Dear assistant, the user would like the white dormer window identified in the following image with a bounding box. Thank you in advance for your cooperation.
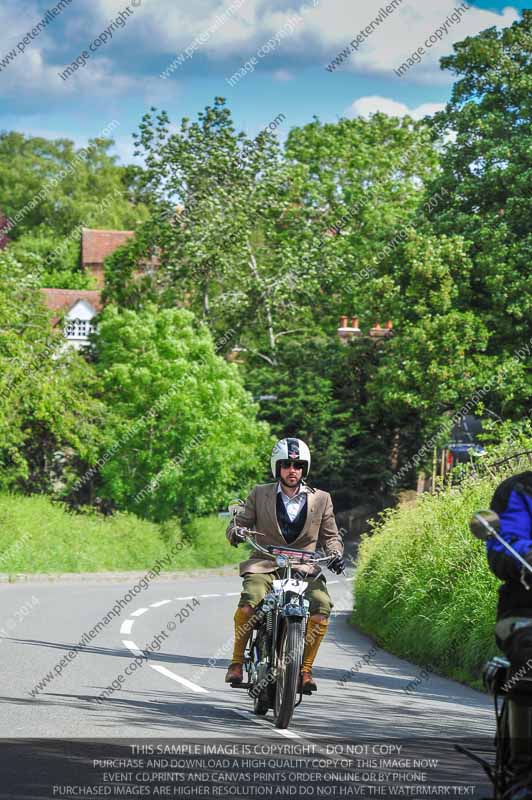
[63,299,98,349]
[64,318,94,340]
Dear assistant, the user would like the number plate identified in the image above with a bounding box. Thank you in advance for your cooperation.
[273,579,308,595]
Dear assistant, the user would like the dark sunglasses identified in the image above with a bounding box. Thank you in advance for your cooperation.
[279,460,305,470]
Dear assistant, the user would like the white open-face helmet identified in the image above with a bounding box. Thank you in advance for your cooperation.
[271,437,311,479]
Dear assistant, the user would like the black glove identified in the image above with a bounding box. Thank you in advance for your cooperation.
[327,554,345,574]
[229,527,246,548]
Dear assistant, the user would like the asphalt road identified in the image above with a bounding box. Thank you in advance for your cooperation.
[0,568,493,742]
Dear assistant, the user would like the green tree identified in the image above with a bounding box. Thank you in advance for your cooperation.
[118,102,448,495]
[243,335,399,509]
[284,113,440,331]
[8,231,93,290]
[427,11,532,411]
[0,251,105,494]
[93,303,272,522]
[106,98,328,364]
[0,132,149,242]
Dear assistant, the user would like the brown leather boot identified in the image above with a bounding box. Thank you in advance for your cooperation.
[300,670,317,693]
[225,662,244,684]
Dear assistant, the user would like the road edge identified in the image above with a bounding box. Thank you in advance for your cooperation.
[0,564,241,584]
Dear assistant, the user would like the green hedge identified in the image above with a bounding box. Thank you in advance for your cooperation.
[352,474,509,688]
[0,493,243,574]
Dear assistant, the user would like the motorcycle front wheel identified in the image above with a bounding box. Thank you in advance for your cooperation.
[252,627,270,716]
[274,618,304,729]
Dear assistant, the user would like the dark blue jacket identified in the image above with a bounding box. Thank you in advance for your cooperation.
[487,477,532,619]
[487,487,532,560]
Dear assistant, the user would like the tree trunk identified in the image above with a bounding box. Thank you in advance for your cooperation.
[390,427,400,472]
[203,284,210,318]
[247,247,276,365]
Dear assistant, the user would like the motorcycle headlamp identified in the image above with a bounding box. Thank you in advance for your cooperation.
[276,554,288,568]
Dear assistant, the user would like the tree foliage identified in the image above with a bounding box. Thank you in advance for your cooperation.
[105,99,334,364]
[93,303,272,521]
[0,132,149,241]
[0,251,105,494]
[426,10,532,415]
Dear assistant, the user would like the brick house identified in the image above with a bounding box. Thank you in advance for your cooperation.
[41,228,136,348]
[81,228,135,288]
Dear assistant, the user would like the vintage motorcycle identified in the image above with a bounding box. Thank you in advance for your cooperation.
[228,500,337,729]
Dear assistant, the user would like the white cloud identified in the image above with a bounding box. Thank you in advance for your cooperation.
[91,0,520,85]
[273,68,294,81]
[339,2,521,84]
[346,96,445,120]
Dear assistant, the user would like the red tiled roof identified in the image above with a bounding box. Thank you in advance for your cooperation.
[40,289,102,318]
[81,228,135,266]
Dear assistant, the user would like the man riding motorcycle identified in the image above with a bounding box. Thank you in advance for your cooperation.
[224,437,345,693]
[484,471,532,799]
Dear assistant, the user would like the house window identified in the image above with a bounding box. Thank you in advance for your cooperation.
[64,318,94,340]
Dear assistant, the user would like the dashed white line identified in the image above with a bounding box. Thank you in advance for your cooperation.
[150,664,209,693]
[225,592,240,596]
[122,640,145,658]
[120,619,134,635]
[200,594,221,598]
[131,607,148,617]
[174,596,195,601]
[219,708,301,738]
[150,600,172,608]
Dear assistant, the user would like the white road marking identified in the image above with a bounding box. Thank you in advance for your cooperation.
[150,664,209,693]
[120,619,134,635]
[219,707,301,739]
[122,640,144,657]
[116,590,332,720]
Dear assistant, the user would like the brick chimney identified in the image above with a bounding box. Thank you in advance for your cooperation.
[369,322,387,338]
[338,315,361,343]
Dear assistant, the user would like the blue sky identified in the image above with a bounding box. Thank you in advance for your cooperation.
[0,0,525,163]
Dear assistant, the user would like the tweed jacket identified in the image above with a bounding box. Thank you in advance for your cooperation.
[226,482,343,577]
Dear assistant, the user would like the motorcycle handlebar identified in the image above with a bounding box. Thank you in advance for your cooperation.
[232,526,338,566]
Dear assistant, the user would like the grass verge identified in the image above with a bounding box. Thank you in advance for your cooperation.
[352,473,510,689]
[0,493,244,574]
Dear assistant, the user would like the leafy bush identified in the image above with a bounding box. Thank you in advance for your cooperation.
[352,468,524,687]
[94,303,272,522]
[0,493,243,574]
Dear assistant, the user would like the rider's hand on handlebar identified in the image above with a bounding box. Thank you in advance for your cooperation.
[229,526,246,548]
[327,554,345,574]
